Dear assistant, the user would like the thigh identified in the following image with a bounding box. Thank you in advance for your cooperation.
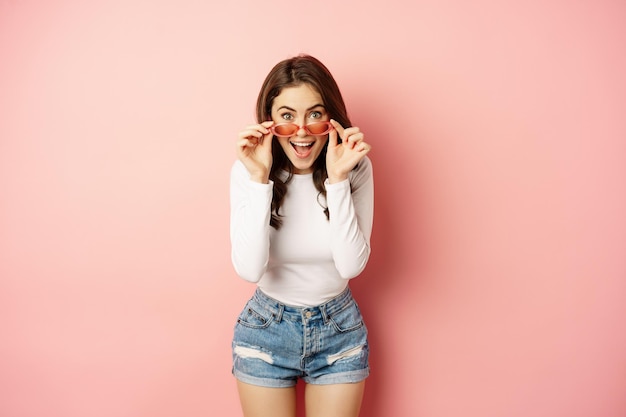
[305,381,366,417]
[237,380,296,417]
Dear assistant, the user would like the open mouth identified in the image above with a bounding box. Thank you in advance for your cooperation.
[290,141,314,157]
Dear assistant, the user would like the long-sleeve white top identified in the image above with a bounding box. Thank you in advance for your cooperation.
[229,156,374,306]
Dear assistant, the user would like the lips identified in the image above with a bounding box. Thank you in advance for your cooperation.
[290,141,314,158]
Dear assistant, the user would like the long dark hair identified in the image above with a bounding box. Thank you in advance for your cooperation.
[256,54,352,229]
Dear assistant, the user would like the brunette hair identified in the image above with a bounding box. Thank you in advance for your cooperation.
[256,54,351,229]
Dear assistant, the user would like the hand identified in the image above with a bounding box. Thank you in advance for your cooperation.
[326,119,371,183]
[236,121,274,183]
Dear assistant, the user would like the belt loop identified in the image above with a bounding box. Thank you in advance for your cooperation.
[274,304,284,323]
[320,303,329,324]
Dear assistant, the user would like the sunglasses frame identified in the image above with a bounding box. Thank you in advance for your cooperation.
[269,121,334,137]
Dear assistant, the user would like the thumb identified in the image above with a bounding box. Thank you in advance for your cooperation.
[329,119,342,147]
[261,129,273,152]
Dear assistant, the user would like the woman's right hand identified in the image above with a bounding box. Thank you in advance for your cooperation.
[236,121,274,184]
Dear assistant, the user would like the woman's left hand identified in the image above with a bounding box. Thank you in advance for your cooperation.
[326,119,371,183]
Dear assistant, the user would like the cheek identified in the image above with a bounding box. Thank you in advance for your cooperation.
[277,138,292,151]
[316,136,329,144]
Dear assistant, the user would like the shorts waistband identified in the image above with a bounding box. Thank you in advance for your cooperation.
[252,287,354,323]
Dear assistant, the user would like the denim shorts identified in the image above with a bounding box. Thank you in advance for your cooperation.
[232,287,369,388]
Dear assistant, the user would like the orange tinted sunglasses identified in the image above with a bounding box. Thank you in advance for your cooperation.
[269,121,333,137]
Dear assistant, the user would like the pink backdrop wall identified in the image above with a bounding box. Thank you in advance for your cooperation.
[1,1,625,416]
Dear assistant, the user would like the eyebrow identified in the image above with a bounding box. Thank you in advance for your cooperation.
[276,104,326,112]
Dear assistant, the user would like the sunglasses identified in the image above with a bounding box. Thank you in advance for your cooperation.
[269,121,334,137]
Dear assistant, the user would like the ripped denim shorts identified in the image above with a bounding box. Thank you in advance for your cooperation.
[232,287,369,388]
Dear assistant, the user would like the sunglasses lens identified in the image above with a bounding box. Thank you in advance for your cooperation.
[272,124,298,137]
[307,122,331,135]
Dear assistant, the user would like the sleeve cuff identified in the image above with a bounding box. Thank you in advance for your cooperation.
[324,178,350,192]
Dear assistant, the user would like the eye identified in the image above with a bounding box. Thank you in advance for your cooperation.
[280,112,294,121]
[309,111,323,119]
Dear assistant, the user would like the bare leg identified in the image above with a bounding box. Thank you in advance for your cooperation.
[305,381,365,417]
[236,380,297,417]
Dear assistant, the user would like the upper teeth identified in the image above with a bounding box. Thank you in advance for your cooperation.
[291,142,313,146]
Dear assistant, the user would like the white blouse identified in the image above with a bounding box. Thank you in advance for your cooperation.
[230,156,373,306]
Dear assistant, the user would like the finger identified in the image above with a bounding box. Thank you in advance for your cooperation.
[330,119,345,143]
[328,121,339,148]
[260,120,274,135]
[357,142,371,153]
[343,128,362,140]
[237,137,258,148]
[260,130,273,151]
[239,128,264,140]
[244,121,273,128]
[241,121,274,137]
[260,122,275,146]
[344,131,364,149]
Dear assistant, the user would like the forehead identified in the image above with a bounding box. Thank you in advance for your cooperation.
[272,84,323,109]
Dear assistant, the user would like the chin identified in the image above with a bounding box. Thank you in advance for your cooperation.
[290,161,315,174]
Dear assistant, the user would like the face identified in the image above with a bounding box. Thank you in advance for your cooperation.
[271,84,329,174]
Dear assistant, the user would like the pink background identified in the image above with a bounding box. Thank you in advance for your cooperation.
[1,1,625,416]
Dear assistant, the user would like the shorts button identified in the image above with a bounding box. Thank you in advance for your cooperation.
[305,311,312,319]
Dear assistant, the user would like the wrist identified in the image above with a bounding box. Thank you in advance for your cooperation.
[250,173,269,184]
[327,173,348,184]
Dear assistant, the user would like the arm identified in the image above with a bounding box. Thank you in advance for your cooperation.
[229,161,273,282]
[326,156,374,279]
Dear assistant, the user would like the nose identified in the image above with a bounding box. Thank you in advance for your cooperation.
[296,125,307,137]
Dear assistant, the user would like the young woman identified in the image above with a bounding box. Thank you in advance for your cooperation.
[230,54,373,417]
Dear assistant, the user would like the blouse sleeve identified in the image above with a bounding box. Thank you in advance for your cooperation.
[325,156,374,279]
[229,160,273,283]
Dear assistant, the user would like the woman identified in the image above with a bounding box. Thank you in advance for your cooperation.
[230,54,373,417]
